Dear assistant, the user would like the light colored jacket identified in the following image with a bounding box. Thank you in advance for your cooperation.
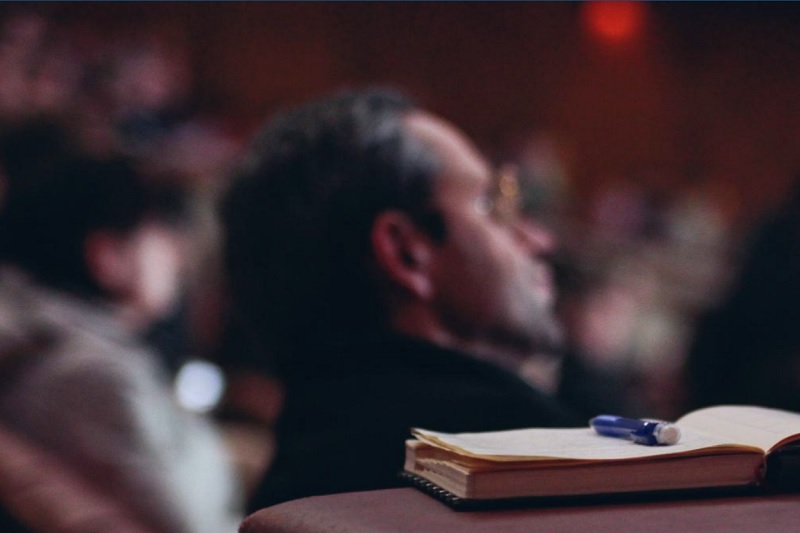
[0,268,243,533]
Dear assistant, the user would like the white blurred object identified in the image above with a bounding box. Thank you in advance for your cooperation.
[174,359,226,413]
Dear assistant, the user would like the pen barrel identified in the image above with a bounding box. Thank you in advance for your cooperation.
[589,415,644,437]
[590,415,680,445]
[631,421,662,445]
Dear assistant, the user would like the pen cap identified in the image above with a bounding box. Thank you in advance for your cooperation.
[653,423,681,445]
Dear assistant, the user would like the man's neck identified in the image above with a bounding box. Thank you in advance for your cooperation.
[391,312,565,393]
[390,310,539,372]
[112,302,153,335]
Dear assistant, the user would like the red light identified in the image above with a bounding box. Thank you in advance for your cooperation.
[583,1,645,43]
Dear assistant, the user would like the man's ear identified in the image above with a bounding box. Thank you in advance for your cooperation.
[371,210,435,300]
[84,230,130,296]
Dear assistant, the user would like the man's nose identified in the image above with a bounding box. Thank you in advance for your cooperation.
[512,218,556,256]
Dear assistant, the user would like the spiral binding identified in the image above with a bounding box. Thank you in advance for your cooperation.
[398,471,467,509]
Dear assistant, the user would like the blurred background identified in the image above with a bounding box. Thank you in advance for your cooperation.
[4,0,800,492]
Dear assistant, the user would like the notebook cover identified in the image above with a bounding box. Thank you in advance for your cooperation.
[398,471,760,511]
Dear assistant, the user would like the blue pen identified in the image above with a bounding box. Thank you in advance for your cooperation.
[589,415,681,446]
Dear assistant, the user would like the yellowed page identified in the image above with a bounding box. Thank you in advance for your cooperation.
[678,405,800,453]
[411,426,758,463]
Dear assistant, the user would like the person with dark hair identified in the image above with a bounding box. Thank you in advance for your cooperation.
[685,178,800,413]
[222,88,582,509]
[0,128,243,532]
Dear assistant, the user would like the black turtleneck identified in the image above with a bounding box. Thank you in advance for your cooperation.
[248,334,582,510]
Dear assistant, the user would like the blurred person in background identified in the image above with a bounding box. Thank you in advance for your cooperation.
[222,88,583,509]
[685,177,800,413]
[0,120,243,532]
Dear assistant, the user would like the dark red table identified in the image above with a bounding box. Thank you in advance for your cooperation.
[240,487,800,532]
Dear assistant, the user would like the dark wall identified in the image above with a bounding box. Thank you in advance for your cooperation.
[16,1,800,223]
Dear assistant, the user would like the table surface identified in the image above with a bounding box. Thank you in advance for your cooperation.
[240,487,800,533]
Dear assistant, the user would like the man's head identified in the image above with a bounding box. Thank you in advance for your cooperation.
[223,88,561,371]
[0,125,186,327]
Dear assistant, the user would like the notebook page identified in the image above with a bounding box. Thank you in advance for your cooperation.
[678,405,800,453]
[411,426,758,462]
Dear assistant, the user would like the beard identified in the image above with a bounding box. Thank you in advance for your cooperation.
[496,303,565,358]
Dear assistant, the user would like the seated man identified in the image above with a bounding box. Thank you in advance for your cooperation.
[222,88,583,510]
[0,127,243,533]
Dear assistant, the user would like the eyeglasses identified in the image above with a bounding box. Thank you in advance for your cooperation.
[474,164,522,225]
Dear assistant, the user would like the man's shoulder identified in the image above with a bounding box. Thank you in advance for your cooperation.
[0,270,148,376]
[283,341,578,430]
[0,289,166,415]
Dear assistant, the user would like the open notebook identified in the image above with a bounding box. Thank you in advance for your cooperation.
[402,405,800,509]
